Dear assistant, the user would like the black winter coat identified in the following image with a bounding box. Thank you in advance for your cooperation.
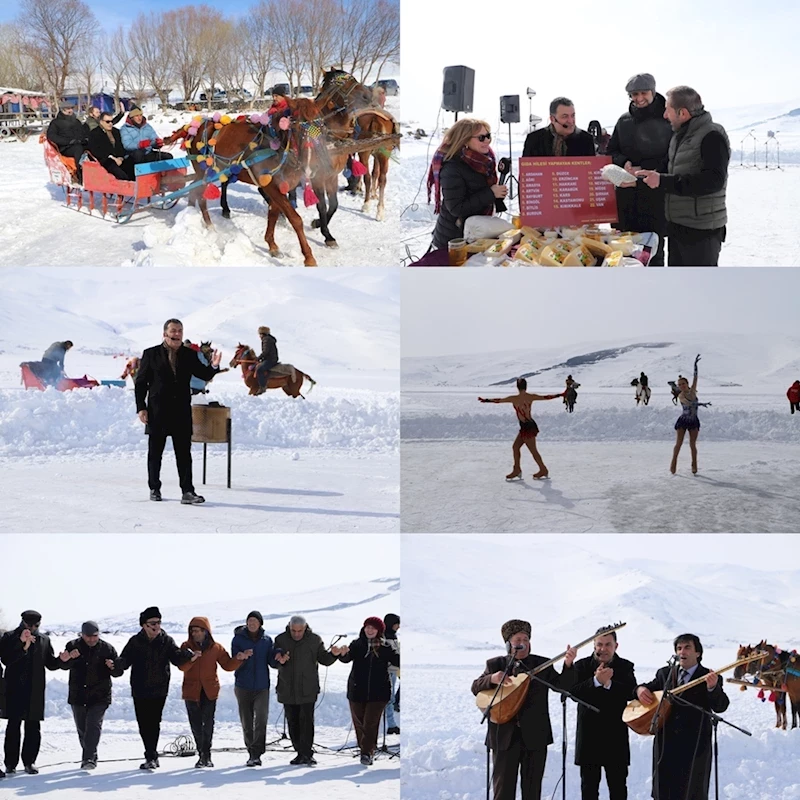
[47,111,89,150]
[87,126,129,169]
[642,663,729,800]
[273,625,338,705]
[607,94,673,235]
[522,126,596,158]
[258,333,279,368]
[118,629,193,699]
[0,660,5,716]
[472,654,575,751]
[431,156,496,250]
[60,637,124,707]
[570,654,637,766]
[339,630,399,703]
[134,343,219,438]
[0,625,62,720]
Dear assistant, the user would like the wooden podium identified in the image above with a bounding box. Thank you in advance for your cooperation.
[191,405,231,488]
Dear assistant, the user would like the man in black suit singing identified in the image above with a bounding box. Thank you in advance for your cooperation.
[570,627,637,800]
[135,318,222,504]
[636,633,729,800]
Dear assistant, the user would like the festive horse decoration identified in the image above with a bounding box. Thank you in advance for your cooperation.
[735,642,800,729]
[631,378,652,406]
[228,343,315,398]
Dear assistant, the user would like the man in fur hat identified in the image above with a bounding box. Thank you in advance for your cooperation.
[471,620,578,800]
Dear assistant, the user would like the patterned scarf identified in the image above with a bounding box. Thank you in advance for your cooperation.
[427,145,498,215]
[549,124,568,157]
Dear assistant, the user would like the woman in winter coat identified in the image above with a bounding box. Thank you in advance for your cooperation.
[338,616,400,766]
[427,118,508,251]
[179,616,246,767]
[120,107,171,166]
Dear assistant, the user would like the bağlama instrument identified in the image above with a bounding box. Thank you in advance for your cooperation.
[475,621,626,725]
[622,651,767,736]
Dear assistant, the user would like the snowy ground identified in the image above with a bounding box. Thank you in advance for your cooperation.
[401,388,800,533]
[396,119,800,266]
[0,591,400,798]
[0,269,399,532]
[401,535,800,800]
[0,97,402,267]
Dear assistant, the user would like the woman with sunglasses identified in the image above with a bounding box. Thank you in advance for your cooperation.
[427,118,508,251]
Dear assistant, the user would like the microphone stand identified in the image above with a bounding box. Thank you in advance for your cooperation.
[649,656,679,800]
[523,669,599,800]
[480,647,520,800]
[666,689,750,800]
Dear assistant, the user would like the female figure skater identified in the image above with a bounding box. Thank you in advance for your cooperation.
[479,378,565,480]
[670,354,711,474]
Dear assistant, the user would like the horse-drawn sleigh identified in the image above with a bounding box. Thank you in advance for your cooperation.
[42,71,400,264]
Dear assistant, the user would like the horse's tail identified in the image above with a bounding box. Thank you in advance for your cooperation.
[304,373,316,393]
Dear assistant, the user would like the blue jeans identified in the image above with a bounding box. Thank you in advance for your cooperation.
[385,672,398,728]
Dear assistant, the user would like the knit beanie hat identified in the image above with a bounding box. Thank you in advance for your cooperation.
[129,107,143,116]
[501,619,531,642]
[140,606,161,626]
[363,616,385,636]
[247,610,264,626]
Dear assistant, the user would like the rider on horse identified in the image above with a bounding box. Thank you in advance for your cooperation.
[255,326,279,395]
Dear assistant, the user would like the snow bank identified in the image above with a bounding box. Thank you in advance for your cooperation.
[0,386,398,457]
[402,404,800,444]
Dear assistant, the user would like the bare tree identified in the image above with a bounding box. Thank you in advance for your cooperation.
[302,0,340,92]
[0,23,45,90]
[356,0,399,83]
[267,0,307,94]
[129,12,176,107]
[218,22,250,101]
[16,0,97,106]
[71,40,100,110]
[163,5,226,103]
[102,27,135,111]
[244,1,275,99]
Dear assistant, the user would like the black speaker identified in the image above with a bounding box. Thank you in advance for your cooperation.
[442,65,474,113]
[500,95,520,124]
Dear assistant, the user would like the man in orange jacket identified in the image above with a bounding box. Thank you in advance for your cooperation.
[179,617,250,767]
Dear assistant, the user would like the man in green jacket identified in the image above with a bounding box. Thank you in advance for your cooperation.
[273,615,344,766]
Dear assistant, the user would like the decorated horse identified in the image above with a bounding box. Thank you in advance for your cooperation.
[163,71,385,263]
[229,343,315,398]
[315,70,401,223]
[631,378,652,406]
[734,642,800,729]
[667,380,681,405]
[186,340,228,395]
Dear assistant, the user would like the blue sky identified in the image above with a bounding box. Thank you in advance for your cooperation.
[401,269,800,358]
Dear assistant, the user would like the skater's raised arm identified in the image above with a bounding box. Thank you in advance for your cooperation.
[478,396,516,404]
[691,354,700,392]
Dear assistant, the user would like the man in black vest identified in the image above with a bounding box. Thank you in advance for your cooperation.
[607,73,673,266]
[570,628,637,800]
[0,610,63,775]
[522,98,596,158]
[636,86,730,267]
[636,633,729,800]
[471,619,577,800]
[60,621,124,769]
[135,318,222,504]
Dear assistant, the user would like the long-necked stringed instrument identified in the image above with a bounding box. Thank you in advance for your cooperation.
[623,651,767,736]
[475,621,626,725]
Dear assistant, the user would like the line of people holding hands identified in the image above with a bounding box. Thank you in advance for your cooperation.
[0,607,399,776]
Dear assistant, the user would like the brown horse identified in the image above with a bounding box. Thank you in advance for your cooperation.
[736,642,800,729]
[353,108,400,222]
[229,344,315,398]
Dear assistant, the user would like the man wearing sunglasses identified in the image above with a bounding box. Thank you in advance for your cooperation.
[522,97,596,158]
[59,622,125,769]
[87,112,134,181]
[0,611,62,775]
[116,607,195,770]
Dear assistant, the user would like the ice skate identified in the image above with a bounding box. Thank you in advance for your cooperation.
[505,468,522,481]
[532,469,549,480]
